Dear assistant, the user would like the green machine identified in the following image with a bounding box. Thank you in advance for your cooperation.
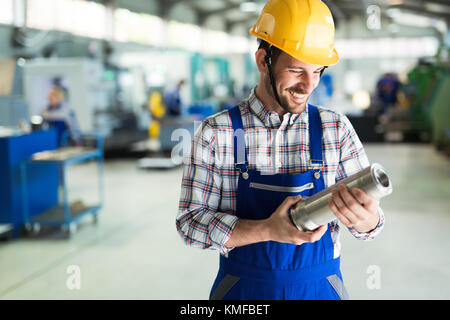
[403,60,450,147]
[404,29,450,149]
[428,68,450,150]
[190,53,230,103]
[406,61,439,136]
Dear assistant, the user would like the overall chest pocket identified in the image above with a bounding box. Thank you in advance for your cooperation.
[249,182,314,193]
[243,181,314,220]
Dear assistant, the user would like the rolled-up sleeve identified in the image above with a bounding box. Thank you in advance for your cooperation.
[336,114,385,241]
[176,119,239,253]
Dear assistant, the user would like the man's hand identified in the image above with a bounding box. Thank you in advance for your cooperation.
[224,195,327,249]
[265,195,328,246]
[328,183,380,233]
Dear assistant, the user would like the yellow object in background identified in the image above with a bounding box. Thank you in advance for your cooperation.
[149,120,160,138]
[149,91,166,119]
[147,91,166,139]
[397,91,410,109]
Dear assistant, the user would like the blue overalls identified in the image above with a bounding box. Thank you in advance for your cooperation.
[209,104,349,300]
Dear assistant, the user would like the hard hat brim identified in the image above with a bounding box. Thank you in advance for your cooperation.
[250,27,339,66]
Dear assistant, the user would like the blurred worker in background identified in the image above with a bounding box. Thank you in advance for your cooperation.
[163,79,185,116]
[177,0,385,300]
[376,72,400,114]
[41,86,81,146]
[375,72,400,115]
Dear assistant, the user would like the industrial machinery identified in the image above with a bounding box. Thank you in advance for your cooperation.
[0,59,28,127]
[137,89,197,169]
[23,58,147,153]
[382,58,450,146]
[427,67,450,152]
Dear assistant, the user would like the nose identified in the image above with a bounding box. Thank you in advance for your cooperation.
[301,72,316,94]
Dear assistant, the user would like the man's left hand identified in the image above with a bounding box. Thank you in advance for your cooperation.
[328,183,380,233]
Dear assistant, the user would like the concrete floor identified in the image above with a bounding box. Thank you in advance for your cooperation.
[0,143,449,300]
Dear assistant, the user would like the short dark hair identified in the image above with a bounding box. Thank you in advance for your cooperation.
[258,39,328,76]
[258,39,283,66]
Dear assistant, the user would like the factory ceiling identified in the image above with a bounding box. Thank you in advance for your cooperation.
[97,0,450,33]
[164,0,449,26]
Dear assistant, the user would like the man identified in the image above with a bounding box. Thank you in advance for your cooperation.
[41,86,81,146]
[177,0,384,300]
[164,79,185,116]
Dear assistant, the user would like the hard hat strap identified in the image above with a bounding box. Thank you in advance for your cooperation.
[264,48,283,107]
[262,43,329,109]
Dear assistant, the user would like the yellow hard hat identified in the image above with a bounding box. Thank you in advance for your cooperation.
[250,0,339,66]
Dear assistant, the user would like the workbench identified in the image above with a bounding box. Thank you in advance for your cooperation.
[20,134,104,238]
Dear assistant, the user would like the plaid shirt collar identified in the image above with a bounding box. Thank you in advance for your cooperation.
[247,87,307,128]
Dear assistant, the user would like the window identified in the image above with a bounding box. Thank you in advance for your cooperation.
[0,0,14,25]
[55,0,106,39]
[335,37,438,59]
[168,20,201,51]
[115,9,165,46]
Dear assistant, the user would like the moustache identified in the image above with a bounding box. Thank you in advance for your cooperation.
[288,87,308,95]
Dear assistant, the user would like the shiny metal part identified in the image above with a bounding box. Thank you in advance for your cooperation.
[289,163,393,231]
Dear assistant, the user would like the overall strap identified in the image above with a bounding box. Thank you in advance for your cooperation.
[307,104,324,167]
[228,105,248,172]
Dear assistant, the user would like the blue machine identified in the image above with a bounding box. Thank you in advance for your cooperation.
[0,129,59,238]
[0,129,104,239]
[46,120,70,147]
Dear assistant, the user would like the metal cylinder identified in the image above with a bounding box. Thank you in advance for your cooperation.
[289,163,393,231]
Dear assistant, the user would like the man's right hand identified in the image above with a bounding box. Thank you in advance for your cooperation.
[224,195,328,249]
[264,195,328,246]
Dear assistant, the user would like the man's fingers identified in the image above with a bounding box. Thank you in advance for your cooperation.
[329,196,353,227]
[329,184,380,231]
[328,191,355,227]
[338,184,362,211]
[331,187,346,209]
[312,224,328,236]
[279,195,302,212]
[304,224,328,242]
[336,184,367,221]
[352,188,378,209]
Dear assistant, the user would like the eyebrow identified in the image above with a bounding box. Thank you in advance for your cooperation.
[287,66,325,72]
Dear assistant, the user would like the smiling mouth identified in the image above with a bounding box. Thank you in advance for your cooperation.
[288,89,307,101]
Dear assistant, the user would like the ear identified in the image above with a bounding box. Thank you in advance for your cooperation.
[255,48,268,74]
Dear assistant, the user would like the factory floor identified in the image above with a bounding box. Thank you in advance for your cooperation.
[0,143,449,300]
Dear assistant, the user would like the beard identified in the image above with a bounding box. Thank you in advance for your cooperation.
[264,76,308,114]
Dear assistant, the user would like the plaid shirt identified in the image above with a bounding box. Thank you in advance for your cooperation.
[177,89,385,256]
